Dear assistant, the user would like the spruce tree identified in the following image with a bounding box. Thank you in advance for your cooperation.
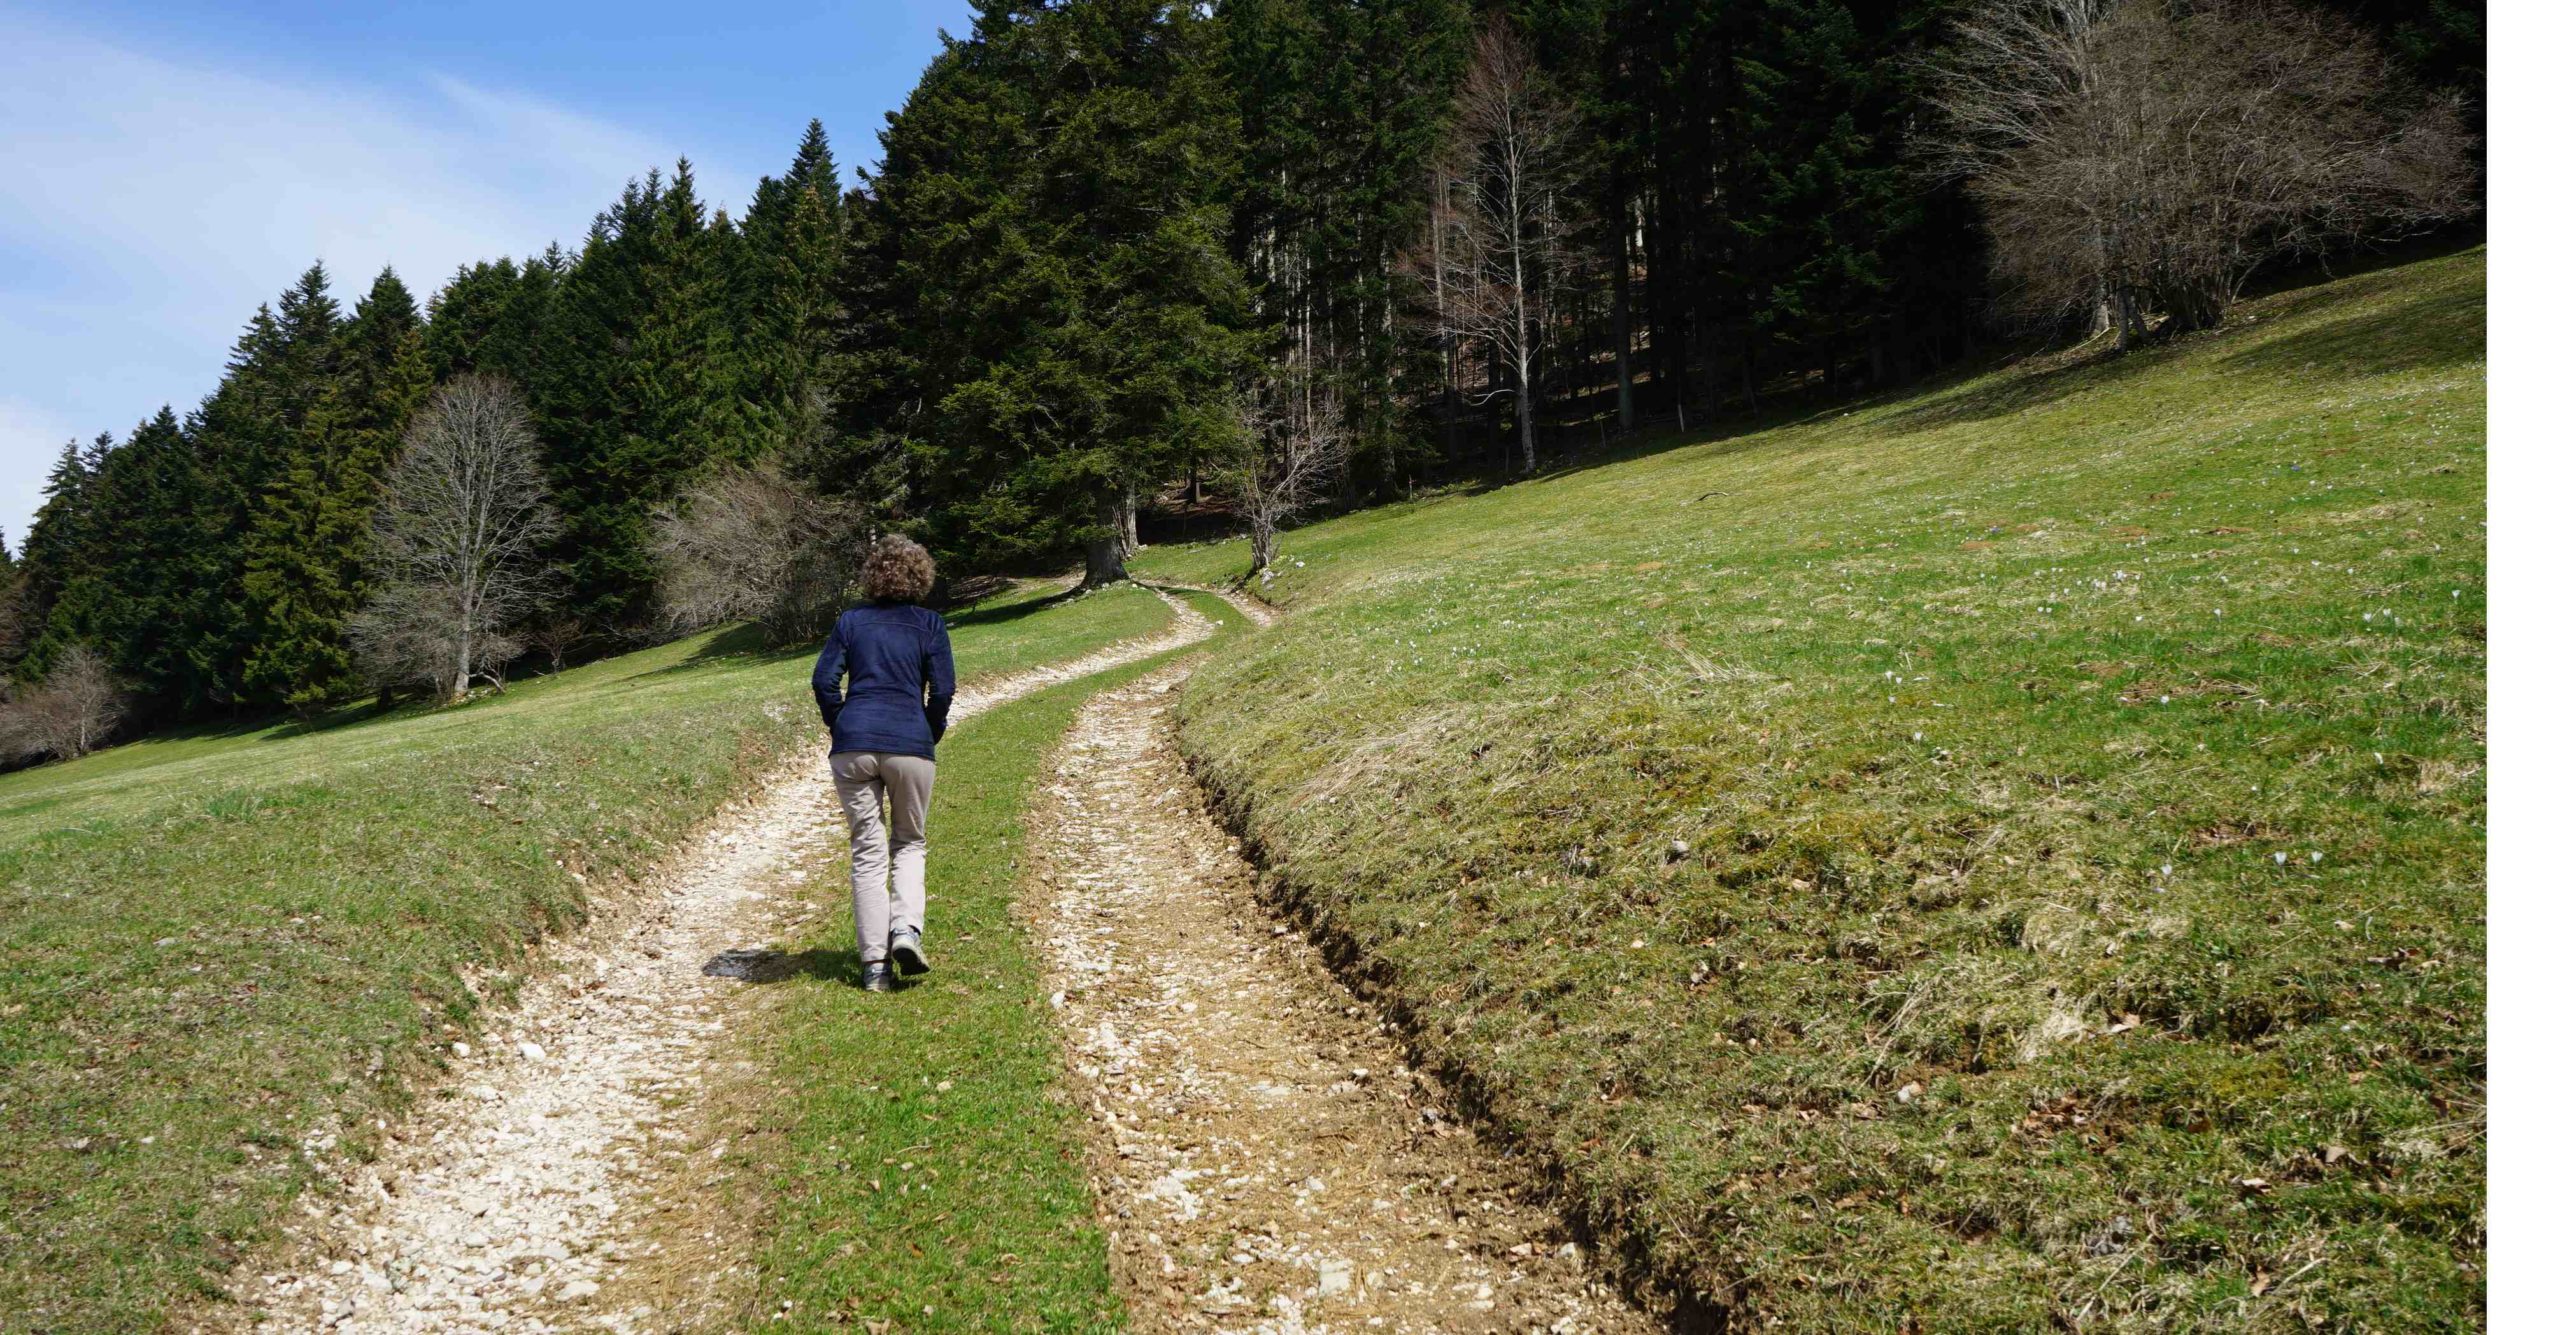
[1221,0,1470,485]
[10,438,99,678]
[187,264,345,707]
[734,121,848,466]
[46,409,204,713]
[538,179,658,624]
[427,249,562,391]
[159,302,293,710]
[859,0,1256,582]
[240,268,428,711]
[539,163,741,627]
[0,525,14,664]
[1725,0,1904,392]
[423,257,522,381]
[783,118,847,223]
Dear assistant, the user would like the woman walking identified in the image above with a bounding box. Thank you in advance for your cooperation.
[811,535,954,993]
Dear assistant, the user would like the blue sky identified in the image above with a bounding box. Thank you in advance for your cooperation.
[0,0,978,548]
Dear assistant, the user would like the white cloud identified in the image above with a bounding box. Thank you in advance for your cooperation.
[0,14,748,549]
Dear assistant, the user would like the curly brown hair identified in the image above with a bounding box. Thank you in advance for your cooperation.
[861,534,936,605]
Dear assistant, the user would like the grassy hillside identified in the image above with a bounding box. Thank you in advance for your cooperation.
[0,581,1172,1333]
[1143,251,2485,1329]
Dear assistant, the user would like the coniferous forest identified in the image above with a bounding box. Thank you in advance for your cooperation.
[0,0,2483,749]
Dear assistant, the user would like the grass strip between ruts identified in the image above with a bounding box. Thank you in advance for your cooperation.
[728,591,1241,1333]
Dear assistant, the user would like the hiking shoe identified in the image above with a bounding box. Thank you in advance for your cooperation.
[860,962,894,993]
[889,927,931,978]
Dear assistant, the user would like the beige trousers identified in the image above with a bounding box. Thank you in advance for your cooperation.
[829,751,935,964]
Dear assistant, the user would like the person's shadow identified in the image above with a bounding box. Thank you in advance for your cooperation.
[700,947,863,985]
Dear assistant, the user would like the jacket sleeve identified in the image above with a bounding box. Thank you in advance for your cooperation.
[812,615,849,727]
[923,615,955,742]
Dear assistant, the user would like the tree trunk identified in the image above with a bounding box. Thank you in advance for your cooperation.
[1248,518,1276,575]
[1613,206,1636,431]
[1699,337,1717,426]
[1082,534,1128,588]
[2110,285,2144,352]
[1517,343,1538,476]
[1083,491,1133,588]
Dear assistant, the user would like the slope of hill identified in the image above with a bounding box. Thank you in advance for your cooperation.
[0,582,1173,1333]
[1142,251,2486,1328]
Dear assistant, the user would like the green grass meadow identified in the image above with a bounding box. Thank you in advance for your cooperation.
[723,590,1246,1332]
[1142,252,2486,1329]
[0,580,1172,1333]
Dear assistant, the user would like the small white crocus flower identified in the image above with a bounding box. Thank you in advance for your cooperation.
[2274,851,2288,865]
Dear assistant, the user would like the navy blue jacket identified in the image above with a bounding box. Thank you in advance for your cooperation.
[812,603,955,760]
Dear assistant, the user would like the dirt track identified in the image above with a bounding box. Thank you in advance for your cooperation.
[1024,658,1656,1334]
[219,583,1653,1333]
[220,594,1212,1335]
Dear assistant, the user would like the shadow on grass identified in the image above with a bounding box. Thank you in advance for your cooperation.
[1517,394,1857,490]
[116,694,433,754]
[1857,343,2164,436]
[702,946,866,985]
[1463,359,2002,499]
[2219,283,2483,379]
[622,623,813,687]
[946,587,1077,630]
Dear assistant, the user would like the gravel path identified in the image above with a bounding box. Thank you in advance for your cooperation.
[1024,664,1659,1335]
[224,592,1213,1335]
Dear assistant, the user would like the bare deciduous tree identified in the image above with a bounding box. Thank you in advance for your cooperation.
[653,460,866,644]
[1407,17,1588,474]
[353,375,561,703]
[1,645,125,761]
[1229,367,1354,577]
[524,615,589,675]
[1918,0,2475,348]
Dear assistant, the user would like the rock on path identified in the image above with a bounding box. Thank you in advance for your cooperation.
[221,591,1213,1335]
[1025,666,1659,1335]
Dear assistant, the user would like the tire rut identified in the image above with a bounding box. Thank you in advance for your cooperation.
[1024,666,1659,1334]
